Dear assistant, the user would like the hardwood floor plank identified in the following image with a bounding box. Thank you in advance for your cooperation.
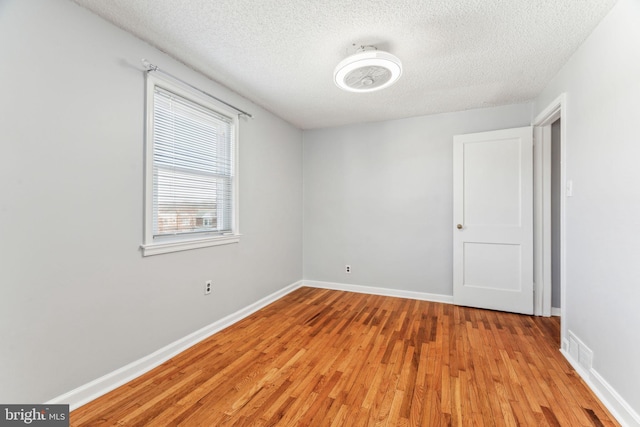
[70,288,620,426]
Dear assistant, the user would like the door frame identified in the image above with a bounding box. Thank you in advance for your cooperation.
[533,94,566,336]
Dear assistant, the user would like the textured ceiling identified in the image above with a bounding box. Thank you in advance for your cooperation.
[73,0,617,129]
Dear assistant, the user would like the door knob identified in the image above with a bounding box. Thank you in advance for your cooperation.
[456,224,463,229]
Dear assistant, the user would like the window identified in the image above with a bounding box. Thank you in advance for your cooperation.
[142,74,239,256]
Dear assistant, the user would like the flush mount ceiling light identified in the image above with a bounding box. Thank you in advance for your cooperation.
[334,45,403,93]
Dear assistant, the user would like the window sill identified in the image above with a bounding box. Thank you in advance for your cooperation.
[141,234,240,257]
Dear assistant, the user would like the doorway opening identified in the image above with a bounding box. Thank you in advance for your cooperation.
[550,119,562,317]
[533,94,566,350]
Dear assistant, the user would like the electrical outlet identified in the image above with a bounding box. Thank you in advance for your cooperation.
[205,280,212,295]
[345,265,351,274]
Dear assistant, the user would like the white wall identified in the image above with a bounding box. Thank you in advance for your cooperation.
[303,104,532,295]
[0,0,302,403]
[535,0,640,421]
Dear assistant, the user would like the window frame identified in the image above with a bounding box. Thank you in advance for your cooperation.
[141,73,240,257]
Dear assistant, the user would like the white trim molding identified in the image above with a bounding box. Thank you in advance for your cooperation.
[47,279,452,410]
[47,281,303,410]
[561,331,640,427]
[47,279,636,426]
[141,234,240,256]
[303,280,454,304]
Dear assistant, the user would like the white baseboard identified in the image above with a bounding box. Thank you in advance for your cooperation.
[551,307,561,316]
[561,333,640,427]
[47,280,303,411]
[303,280,454,305]
[54,280,638,426]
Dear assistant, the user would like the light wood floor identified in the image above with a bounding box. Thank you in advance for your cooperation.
[71,287,618,426]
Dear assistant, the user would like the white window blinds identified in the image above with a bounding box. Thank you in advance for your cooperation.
[151,86,234,238]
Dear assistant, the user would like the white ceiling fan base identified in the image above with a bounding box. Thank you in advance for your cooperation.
[334,50,403,93]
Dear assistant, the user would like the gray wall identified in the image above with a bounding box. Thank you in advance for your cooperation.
[3,0,638,420]
[535,0,640,415]
[303,104,532,295]
[551,119,561,309]
[0,0,302,403]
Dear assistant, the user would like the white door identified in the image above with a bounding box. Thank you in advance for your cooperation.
[453,126,533,315]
